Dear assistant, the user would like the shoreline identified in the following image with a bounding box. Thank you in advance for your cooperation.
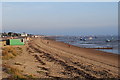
[43,37,119,55]
[44,36,118,54]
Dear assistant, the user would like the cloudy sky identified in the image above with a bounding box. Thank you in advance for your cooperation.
[2,2,118,36]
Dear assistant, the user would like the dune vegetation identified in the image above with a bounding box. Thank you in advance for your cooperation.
[2,46,22,60]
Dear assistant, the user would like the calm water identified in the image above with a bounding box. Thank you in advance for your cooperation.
[52,35,119,54]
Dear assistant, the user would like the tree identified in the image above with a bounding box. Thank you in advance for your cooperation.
[2,32,7,36]
[8,32,13,36]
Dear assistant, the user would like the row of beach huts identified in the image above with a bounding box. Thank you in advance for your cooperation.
[1,37,31,46]
[0,32,43,46]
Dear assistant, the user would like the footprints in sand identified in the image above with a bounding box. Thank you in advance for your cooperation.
[72,61,114,78]
[28,43,95,79]
[27,40,119,79]
[34,54,46,65]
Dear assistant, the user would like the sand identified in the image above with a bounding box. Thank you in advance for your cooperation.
[2,37,120,79]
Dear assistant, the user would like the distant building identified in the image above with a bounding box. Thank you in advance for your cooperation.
[32,35,39,38]
[0,33,2,38]
[21,32,28,37]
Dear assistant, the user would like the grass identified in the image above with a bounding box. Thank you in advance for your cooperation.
[2,46,35,79]
[2,46,22,60]
[3,64,26,79]
[3,64,34,79]
[37,71,45,74]
[24,74,34,79]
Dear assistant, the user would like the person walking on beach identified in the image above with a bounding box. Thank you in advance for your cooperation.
[68,45,71,48]
[47,41,49,44]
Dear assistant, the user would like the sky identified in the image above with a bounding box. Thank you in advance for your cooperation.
[0,2,2,33]
[1,0,119,2]
[2,2,118,36]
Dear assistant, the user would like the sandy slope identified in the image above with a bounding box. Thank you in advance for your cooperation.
[3,38,120,79]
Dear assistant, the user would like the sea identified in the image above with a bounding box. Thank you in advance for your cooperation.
[51,35,119,54]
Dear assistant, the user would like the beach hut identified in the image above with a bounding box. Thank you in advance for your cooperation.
[6,39,25,45]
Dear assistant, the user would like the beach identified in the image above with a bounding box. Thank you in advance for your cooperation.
[2,37,120,79]
[1,2,118,79]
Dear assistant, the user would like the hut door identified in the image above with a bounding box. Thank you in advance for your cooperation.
[21,39,23,42]
[6,39,10,45]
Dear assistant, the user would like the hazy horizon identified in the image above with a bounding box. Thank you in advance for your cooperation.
[2,2,118,36]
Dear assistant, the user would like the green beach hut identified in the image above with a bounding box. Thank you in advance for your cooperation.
[6,39,24,45]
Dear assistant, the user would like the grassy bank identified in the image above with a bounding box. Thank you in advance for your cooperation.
[2,46,22,60]
[3,64,34,79]
[2,46,35,79]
